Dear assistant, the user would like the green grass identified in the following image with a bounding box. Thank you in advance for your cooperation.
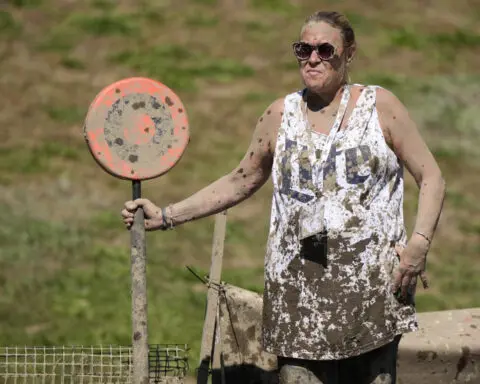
[244,20,271,33]
[390,28,424,50]
[90,0,116,11]
[431,147,465,161]
[446,190,470,210]
[68,13,140,36]
[222,267,265,293]
[39,27,82,52]
[133,4,166,24]
[415,294,450,312]
[415,245,480,311]
[242,91,280,115]
[458,220,480,236]
[44,105,85,123]
[184,13,219,27]
[430,29,480,48]
[89,210,121,231]
[39,11,140,52]
[6,0,42,8]
[250,0,296,13]
[0,11,22,37]
[60,56,86,70]
[388,27,480,53]
[191,0,216,4]
[110,45,255,91]
[0,143,80,175]
[243,91,278,103]
[343,11,372,31]
[358,73,407,94]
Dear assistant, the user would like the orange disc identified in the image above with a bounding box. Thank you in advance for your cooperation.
[83,77,190,180]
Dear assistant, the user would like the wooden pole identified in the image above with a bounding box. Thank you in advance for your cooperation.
[131,180,149,384]
[197,211,228,384]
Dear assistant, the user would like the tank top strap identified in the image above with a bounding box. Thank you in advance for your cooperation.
[350,85,377,124]
[336,85,377,145]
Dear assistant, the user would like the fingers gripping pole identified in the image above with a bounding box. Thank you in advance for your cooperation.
[131,180,149,384]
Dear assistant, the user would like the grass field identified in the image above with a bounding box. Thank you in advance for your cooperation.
[0,0,479,378]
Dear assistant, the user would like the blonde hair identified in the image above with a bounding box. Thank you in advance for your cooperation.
[301,11,356,49]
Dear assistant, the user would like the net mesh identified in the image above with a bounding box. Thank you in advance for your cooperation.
[0,344,188,384]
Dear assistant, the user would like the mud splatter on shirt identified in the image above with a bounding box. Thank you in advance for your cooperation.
[262,85,417,360]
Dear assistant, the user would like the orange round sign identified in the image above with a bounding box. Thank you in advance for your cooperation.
[83,77,190,180]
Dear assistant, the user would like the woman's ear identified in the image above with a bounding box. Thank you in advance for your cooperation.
[346,44,356,64]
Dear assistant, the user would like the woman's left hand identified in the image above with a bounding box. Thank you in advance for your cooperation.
[393,239,430,301]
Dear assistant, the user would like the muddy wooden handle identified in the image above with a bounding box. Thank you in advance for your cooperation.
[131,181,149,384]
[197,210,228,384]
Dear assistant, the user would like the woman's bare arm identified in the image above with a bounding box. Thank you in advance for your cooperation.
[377,88,446,294]
[377,88,446,248]
[161,98,284,227]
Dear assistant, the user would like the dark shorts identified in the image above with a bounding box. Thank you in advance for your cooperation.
[277,335,401,384]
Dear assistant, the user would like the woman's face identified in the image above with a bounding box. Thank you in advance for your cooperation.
[297,22,350,94]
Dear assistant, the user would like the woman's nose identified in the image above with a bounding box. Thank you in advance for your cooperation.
[308,49,322,64]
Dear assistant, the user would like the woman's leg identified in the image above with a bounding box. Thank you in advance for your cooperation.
[277,356,339,384]
[339,335,402,384]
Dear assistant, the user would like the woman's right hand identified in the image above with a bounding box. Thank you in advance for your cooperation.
[121,198,164,231]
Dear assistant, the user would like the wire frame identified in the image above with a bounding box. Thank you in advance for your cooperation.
[0,344,188,384]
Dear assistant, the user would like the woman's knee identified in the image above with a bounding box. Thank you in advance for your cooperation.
[279,363,325,384]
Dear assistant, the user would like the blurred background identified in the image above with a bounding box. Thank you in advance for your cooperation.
[0,0,479,378]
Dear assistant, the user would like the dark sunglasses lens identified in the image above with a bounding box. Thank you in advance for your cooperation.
[317,44,335,60]
[294,43,313,60]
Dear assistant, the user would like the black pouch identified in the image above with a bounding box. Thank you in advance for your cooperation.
[300,231,328,268]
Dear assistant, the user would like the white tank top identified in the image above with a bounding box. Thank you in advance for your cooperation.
[262,85,418,360]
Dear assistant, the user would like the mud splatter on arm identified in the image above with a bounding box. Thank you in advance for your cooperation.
[377,88,446,246]
[168,98,284,226]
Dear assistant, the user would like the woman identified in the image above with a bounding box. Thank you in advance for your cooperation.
[121,11,445,384]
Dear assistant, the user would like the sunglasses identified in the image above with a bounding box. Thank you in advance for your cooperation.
[292,42,336,61]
